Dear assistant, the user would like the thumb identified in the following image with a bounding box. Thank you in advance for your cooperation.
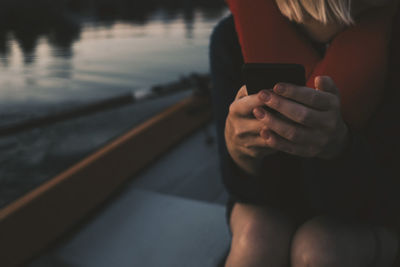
[314,76,339,96]
[235,85,249,100]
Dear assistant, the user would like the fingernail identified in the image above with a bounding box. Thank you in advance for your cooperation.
[259,90,270,102]
[253,108,265,119]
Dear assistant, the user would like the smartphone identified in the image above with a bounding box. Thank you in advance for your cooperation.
[242,63,306,95]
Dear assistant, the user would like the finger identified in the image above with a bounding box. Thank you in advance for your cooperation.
[272,83,335,111]
[230,92,264,118]
[262,90,327,128]
[244,135,275,150]
[242,146,274,159]
[231,119,276,151]
[233,117,265,140]
[238,134,276,158]
[261,130,318,157]
[314,76,339,96]
[257,109,313,144]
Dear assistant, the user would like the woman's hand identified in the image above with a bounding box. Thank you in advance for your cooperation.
[253,76,349,159]
[225,85,277,176]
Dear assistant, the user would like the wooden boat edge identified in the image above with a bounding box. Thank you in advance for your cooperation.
[0,93,212,267]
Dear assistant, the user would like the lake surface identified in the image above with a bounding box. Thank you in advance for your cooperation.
[0,0,227,126]
[0,0,228,208]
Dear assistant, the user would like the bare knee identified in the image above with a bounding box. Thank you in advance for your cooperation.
[291,216,375,267]
[232,207,293,253]
[226,203,296,267]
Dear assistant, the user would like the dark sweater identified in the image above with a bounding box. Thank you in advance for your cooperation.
[209,15,400,228]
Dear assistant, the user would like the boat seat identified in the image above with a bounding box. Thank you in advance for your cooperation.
[29,189,231,267]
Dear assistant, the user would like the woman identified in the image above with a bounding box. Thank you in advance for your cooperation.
[210,0,400,266]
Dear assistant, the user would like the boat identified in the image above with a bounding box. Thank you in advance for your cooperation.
[0,81,231,267]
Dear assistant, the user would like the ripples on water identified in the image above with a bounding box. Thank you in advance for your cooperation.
[0,0,227,125]
[0,0,227,207]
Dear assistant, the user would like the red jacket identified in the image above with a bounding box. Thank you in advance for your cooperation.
[210,1,400,229]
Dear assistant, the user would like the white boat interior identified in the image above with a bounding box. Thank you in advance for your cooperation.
[28,120,231,267]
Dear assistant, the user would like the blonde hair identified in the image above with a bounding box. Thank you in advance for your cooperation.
[276,0,354,25]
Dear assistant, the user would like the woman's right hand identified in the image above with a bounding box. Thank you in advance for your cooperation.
[225,85,277,176]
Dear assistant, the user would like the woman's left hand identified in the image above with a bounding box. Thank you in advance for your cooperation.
[252,76,349,159]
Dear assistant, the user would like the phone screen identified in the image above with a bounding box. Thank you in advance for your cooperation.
[242,63,306,95]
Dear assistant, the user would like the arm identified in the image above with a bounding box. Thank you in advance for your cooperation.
[209,15,259,200]
[209,15,303,203]
[209,16,253,175]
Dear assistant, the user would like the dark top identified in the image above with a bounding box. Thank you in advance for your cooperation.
[209,15,400,228]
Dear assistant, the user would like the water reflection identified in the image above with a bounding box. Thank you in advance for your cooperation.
[0,0,225,64]
[0,0,227,119]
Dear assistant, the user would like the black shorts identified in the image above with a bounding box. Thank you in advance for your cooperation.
[223,159,400,236]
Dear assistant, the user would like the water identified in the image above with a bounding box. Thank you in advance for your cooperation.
[0,0,228,207]
[0,0,227,126]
